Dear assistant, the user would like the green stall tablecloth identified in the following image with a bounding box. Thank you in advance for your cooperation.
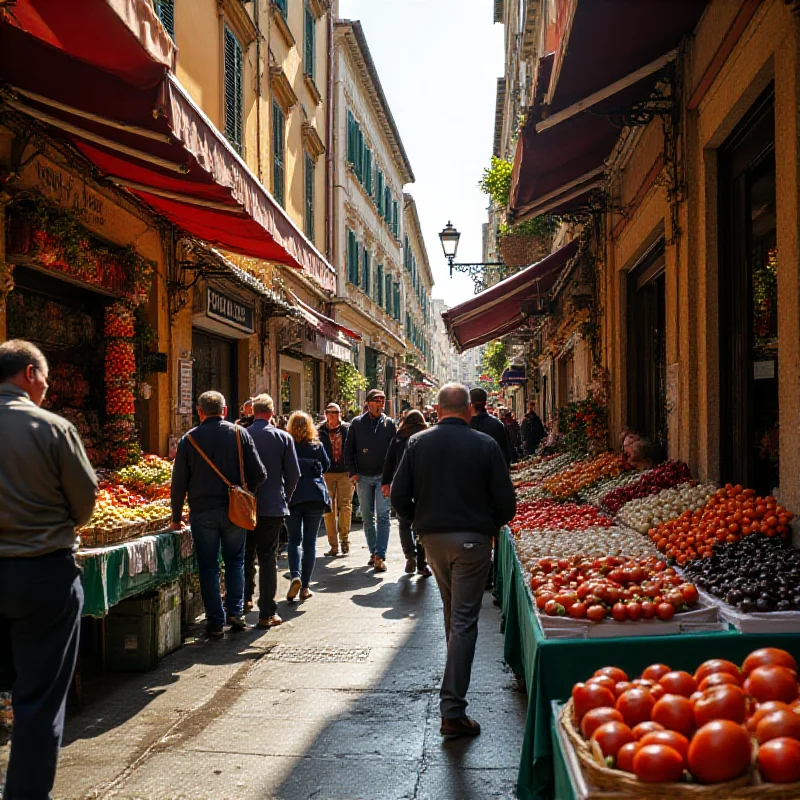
[496,528,800,800]
[77,530,196,618]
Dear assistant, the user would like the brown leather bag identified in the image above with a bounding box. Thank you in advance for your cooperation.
[186,426,257,530]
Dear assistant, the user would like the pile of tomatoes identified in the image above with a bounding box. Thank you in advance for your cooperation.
[648,484,793,565]
[601,460,693,513]
[570,648,800,785]
[529,555,699,622]
[510,500,613,534]
[543,453,629,500]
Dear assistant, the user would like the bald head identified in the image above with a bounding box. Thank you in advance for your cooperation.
[437,383,470,421]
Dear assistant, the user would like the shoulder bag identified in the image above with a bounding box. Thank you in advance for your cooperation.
[186,426,257,530]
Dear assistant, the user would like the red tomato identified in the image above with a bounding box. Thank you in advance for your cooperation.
[632,721,665,740]
[586,605,607,623]
[698,672,741,692]
[748,701,792,732]
[680,584,699,604]
[612,603,628,622]
[756,709,800,744]
[616,688,656,728]
[587,675,617,694]
[746,666,799,704]
[626,602,643,622]
[650,684,666,701]
[659,671,698,698]
[594,666,629,684]
[591,721,634,759]
[640,601,656,619]
[572,683,616,721]
[580,707,624,740]
[656,603,675,621]
[614,681,634,698]
[652,695,695,737]
[633,744,685,783]
[567,602,587,619]
[616,741,640,773]
[688,720,752,784]
[693,685,747,728]
[639,730,690,765]
[743,648,798,676]
[695,659,742,685]
[758,737,800,783]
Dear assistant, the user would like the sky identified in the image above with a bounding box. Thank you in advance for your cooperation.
[338,0,505,309]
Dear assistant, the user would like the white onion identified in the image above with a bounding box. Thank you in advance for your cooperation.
[616,483,716,534]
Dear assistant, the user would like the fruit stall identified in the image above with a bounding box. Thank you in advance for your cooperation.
[497,448,800,799]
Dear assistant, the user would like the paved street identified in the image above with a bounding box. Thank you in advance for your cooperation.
[4,523,526,800]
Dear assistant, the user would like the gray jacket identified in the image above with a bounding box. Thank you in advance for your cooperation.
[0,383,98,557]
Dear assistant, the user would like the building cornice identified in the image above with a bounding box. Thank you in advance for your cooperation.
[402,193,434,290]
[302,121,326,162]
[270,65,299,115]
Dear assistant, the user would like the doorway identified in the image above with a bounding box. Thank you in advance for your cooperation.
[192,330,238,423]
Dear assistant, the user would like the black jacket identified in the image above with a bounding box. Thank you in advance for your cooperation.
[470,411,513,467]
[171,417,267,522]
[318,420,351,473]
[521,411,546,456]
[390,418,517,538]
[290,440,331,508]
[344,412,397,477]
[381,421,427,486]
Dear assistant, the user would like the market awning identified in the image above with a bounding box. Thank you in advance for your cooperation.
[500,367,527,386]
[287,291,361,345]
[0,0,337,293]
[509,0,708,222]
[442,239,580,353]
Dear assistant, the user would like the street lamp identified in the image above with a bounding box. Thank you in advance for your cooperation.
[439,221,507,293]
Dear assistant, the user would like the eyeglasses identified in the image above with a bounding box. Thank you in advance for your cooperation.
[369,397,386,403]
[325,409,341,414]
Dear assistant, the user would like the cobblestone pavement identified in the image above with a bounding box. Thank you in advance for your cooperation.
[2,523,527,799]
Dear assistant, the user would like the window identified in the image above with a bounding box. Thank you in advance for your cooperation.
[347,230,359,284]
[274,0,288,18]
[384,273,392,314]
[272,101,285,206]
[153,0,175,39]
[224,25,244,154]
[364,149,373,197]
[362,248,370,295]
[393,281,401,321]
[304,1,316,81]
[377,264,384,307]
[392,200,399,238]
[376,170,385,216]
[384,187,392,224]
[304,153,314,242]
[347,111,356,166]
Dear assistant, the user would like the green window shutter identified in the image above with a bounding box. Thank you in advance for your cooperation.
[392,200,399,238]
[376,171,384,216]
[377,264,384,307]
[362,248,370,294]
[393,281,400,320]
[364,149,372,195]
[347,111,354,165]
[346,230,354,283]
[275,0,287,18]
[153,0,175,39]
[384,187,391,224]
[385,273,392,313]
[224,25,243,155]
[272,101,285,207]
[304,153,314,241]
[304,2,316,81]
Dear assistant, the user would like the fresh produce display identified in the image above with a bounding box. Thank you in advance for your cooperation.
[527,555,700,621]
[544,452,629,499]
[617,483,716,535]
[104,304,139,468]
[515,527,659,561]
[113,454,173,500]
[105,386,136,416]
[512,453,577,485]
[105,340,136,377]
[682,534,800,613]
[601,461,693,513]
[566,648,800,787]
[649,484,793,565]
[511,499,613,533]
[104,303,135,338]
[576,471,643,505]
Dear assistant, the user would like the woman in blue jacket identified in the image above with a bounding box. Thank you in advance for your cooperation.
[286,411,330,601]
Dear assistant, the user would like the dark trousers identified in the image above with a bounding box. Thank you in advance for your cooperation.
[0,550,83,800]
[244,517,284,618]
[286,507,323,588]
[398,519,427,570]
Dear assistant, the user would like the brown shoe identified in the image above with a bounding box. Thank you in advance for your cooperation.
[257,614,283,629]
[299,587,313,600]
[341,541,350,555]
[373,556,387,573]
[440,715,481,739]
[324,547,338,557]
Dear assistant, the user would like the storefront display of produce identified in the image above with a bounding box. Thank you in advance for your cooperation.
[544,452,629,499]
[601,461,693,513]
[559,647,800,794]
[515,527,659,561]
[618,484,717,535]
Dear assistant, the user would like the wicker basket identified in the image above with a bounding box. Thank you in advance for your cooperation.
[499,231,552,268]
[729,776,800,798]
[78,521,147,548]
[560,700,754,798]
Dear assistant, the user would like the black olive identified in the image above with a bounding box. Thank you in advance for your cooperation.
[777,600,793,612]
[756,597,773,612]
[740,598,756,612]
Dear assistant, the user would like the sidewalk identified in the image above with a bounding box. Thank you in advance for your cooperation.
[4,523,527,799]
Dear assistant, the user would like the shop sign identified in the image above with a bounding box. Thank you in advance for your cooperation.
[324,338,353,363]
[27,158,107,228]
[500,367,527,386]
[177,358,193,415]
[206,287,254,334]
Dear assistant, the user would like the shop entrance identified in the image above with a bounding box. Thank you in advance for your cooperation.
[719,88,778,494]
[192,330,237,423]
[627,240,667,451]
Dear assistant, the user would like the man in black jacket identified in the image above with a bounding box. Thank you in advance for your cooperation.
[391,383,516,739]
[344,388,396,572]
[171,391,266,638]
[469,387,512,467]
[318,403,352,556]
[521,401,546,456]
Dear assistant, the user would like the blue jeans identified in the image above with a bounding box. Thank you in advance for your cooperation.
[356,474,391,559]
[286,507,323,588]
[189,507,246,629]
[0,550,83,800]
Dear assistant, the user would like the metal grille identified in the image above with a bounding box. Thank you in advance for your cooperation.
[266,645,371,663]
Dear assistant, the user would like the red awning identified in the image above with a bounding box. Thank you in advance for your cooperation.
[0,0,337,293]
[442,239,580,352]
[287,291,361,344]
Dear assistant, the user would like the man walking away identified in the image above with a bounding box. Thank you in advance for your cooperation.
[344,388,396,572]
[318,402,353,556]
[521,401,546,458]
[392,383,516,739]
[171,391,266,638]
[0,340,98,799]
[245,394,300,628]
[469,388,512,467]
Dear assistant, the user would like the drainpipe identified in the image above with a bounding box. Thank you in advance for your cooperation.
[325,0,337,266]
[254,0,262,182]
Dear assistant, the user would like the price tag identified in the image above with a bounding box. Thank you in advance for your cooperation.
[753,360,775,380]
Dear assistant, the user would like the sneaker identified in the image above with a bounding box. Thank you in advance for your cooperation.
[373,556,387,573]
[341,541,350,555]
[286,577,302,602]
[404,557,416,574]
[440,715,481,739]
[324,547,338,557]
[367,554,375,567]
[257,614,283,629]
[299,587,313,600]
[417,565,432,577]
[226,614,248,631]
[205,626,224,639]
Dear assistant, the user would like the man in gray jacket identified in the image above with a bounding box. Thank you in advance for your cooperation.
[0,340,98,799]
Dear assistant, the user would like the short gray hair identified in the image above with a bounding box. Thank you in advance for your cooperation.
[252,393,274,414]
[0,340,47,382]
[198,391,226,416]
[437,383,470,415]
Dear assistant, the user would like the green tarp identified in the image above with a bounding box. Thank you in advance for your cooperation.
[496,528,800,800]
